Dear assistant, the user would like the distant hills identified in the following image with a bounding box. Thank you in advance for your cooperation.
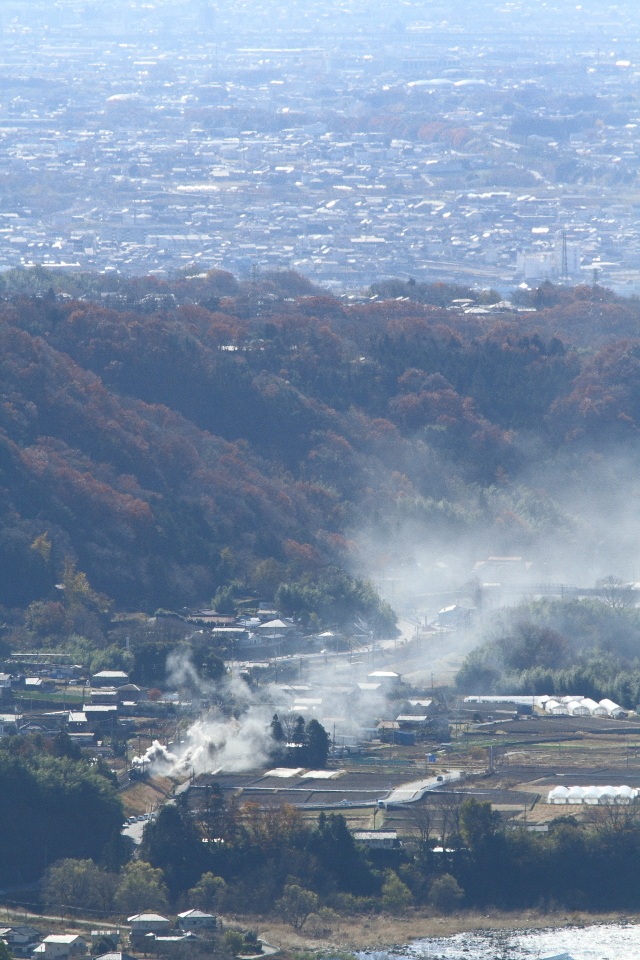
[2,266,640,622]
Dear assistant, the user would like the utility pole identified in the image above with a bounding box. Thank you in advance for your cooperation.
[561,229,568,279]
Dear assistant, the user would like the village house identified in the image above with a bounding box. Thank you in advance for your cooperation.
[176,910,217,933]
[91,671,129,688]
[353,830,401,849]
[0,925,42,957]
[33,935,88,959]
[127,915,170,945]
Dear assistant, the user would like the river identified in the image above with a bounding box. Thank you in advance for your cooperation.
[362,922,640,960]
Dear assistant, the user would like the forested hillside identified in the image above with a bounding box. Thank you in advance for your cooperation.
[2,266,640,623]
[456,597,640,708]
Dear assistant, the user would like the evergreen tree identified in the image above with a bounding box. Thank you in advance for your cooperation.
[51,728,82,761]
[292,715,306,744]
[309,813,379,895]
[305,719,330,768]
[270,714,285,742]
[139,803,209,899]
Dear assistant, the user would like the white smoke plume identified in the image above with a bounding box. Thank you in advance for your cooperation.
[131,646,291,776]
[169,708,277,774]
[132,739,178,769]
[132,705,278,777]
[131,641,397,777]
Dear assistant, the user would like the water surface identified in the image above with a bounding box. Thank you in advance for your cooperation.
[363,922,640,960]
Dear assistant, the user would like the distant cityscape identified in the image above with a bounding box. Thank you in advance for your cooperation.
[1,0,640,291]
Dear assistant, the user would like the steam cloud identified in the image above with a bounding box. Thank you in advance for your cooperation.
[131,646,393,777]
[132,648,296,776]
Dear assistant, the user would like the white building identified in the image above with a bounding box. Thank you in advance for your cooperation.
[176,910,217,933]
[517,239,581,280]
[127,915,170,938]
[353,830,400,849]
[33,936,87,959]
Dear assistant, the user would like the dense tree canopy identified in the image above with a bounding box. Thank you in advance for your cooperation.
[456,599,640,707]
[1,270,640,625]
[0,746,123,885]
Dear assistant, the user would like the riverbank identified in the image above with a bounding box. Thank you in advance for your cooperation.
[235,908,640,953]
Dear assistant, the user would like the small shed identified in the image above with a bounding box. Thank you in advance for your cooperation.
[92,671,129,688]
[368,670,401,685]
[33,936,87,959]
[94,954,135,960]
[396,715,428,727]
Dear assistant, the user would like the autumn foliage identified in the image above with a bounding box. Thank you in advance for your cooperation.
[0,268,639,613]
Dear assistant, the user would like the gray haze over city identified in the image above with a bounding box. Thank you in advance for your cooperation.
[1,0,640,292]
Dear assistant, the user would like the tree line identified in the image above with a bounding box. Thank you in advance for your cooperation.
[456,597,640,709]
[39,782,640,922]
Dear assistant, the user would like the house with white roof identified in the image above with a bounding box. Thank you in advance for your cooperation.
[176,910,217,932]
[127,915,170,938]
[33,935,87,959]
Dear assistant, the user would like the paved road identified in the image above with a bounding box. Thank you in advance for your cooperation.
[121,820,146,845]
[379,770,463,808]
[0,905,124,930]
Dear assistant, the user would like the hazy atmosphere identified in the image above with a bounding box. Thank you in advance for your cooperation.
[3,4,640,960]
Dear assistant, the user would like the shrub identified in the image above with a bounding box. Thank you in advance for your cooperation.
[276,884,320,930]
[304,907,338,937]
[222,931,245,956]
[430,873,464,914]
[381,871,413,914]
[188,872,227,911]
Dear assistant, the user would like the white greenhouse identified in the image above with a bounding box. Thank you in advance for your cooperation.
[597,786,617,804]
[566,699,590,716]
[545,699,569,715]
[583,785,604,804]
[548,786,570,804]
[566,786,586,803]
[599,698,626,718]
[581,698,608,716]
[615,785,636,803]
[548,784,638,804]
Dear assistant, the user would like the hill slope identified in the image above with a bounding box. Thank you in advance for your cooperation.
[2,268,640,622]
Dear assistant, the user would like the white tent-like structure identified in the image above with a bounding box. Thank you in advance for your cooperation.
[548,784,638,804]
[583,785,603,804]
[599,698,626,718]
[581,698,608,716]
[545,699,569,715]
[597,785,617,804]
[566,786,586,803]
[566,699,590,716]
[615,785,636,803]
[548,786,570,804]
